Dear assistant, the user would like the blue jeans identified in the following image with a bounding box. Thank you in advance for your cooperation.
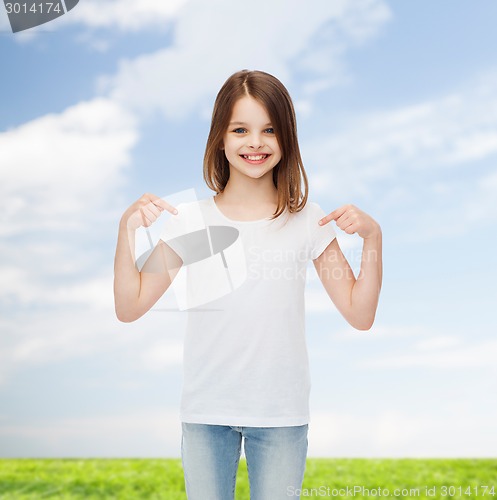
[181,422,308,500]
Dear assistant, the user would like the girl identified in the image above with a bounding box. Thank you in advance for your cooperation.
[114,70,382,499]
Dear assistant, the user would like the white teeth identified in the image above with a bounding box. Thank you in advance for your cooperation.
[243,155,267,161]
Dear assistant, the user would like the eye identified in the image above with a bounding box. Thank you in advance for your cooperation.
[232,128,246,134]
[264,128,275,134]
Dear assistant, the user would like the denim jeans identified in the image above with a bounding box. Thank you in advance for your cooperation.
[181,422,308,500]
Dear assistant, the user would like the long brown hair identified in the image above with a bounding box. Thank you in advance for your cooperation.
[203,70,309,220]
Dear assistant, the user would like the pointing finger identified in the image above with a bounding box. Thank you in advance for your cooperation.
[318,205,347,225]
[151,197,178,215]
[330,205,348,220]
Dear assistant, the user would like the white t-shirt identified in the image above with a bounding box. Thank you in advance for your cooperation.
[159,196,336,427]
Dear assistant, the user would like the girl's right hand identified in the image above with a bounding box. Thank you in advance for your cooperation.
[120,193,178,231]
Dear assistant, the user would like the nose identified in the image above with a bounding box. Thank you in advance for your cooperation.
[248,132,264,150]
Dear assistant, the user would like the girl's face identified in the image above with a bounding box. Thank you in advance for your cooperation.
[222,95,282,181]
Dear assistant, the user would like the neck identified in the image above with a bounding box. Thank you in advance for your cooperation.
[217,168,278,206]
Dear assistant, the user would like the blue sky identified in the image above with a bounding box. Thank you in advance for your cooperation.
[1,0,496,458]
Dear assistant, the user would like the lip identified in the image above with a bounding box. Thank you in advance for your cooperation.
[239,154,271,165]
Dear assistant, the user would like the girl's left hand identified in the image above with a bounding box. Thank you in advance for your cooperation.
[319,204,381,240]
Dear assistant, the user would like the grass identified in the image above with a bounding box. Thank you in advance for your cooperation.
[0,458,496,499]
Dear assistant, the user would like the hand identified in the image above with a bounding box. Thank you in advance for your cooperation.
[120,193,178,231]
[319,204,381,239]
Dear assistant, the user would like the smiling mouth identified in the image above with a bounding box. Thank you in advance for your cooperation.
[240,154,270,161]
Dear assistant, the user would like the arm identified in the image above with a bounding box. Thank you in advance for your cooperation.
[113,193,183,323]
[313,204,382,330]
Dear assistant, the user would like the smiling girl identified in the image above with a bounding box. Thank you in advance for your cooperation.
[113,70,382,500]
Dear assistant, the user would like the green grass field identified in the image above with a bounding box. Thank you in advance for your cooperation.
[0,458,496,499]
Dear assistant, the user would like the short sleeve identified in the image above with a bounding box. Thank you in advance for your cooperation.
[308,202,336,260]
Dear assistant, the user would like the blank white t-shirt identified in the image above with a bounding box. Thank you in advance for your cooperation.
[159,196,336,427]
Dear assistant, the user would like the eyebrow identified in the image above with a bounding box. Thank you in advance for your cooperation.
[229,121,273,127]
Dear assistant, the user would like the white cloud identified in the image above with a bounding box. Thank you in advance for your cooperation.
[139,337,184,371]
[303,69,497,242]
[3,0,188,49]
[0,304,186,386]
[306,71,497,200]
[0,134,185,385]
[314,322,497,371]
[308,409,497,457]
[358,338,497,370]
[2,406,495,458]
[0,410,182,457]
[463,169,497,224]
[0,97,138,236]
[0,66,149,407]
[415,335,462,351]
[65,0,188,32]
[0,267,114,309]
[97,0,391,120]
